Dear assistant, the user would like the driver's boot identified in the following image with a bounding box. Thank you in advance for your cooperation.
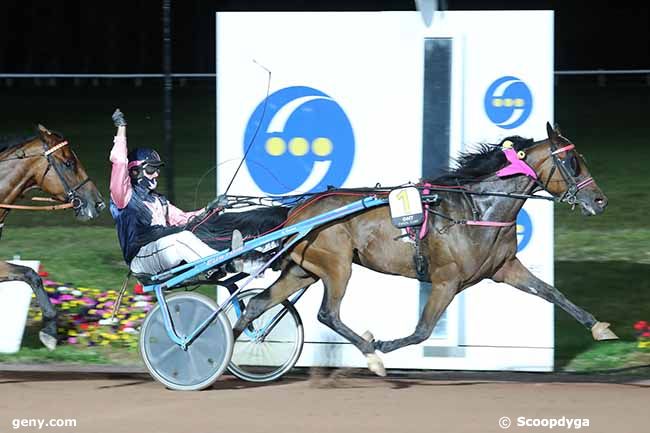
[228,229,244,273]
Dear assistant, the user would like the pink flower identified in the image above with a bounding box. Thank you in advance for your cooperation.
[67,337,78,344]
[642,332,650,338]
[634,321,648,331]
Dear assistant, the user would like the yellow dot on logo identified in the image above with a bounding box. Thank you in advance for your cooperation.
[504,98,513,107]
[514,98,525,107]
[312,137,333,156]
[265,137,286,156]
[516,224,524,234]
[289,137,309,156]
[492,98,503,107]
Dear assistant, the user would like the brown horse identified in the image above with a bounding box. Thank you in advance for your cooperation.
[232,122,618,375]
[0,125,104,350]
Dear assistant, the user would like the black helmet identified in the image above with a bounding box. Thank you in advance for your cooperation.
[127,148,163,175]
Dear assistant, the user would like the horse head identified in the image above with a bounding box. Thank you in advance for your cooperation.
[32,124,105,221]
[528,122,607,216]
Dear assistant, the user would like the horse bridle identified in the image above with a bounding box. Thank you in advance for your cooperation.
[39,139,93,211]
[0,138,91,211]
[537,141,595,206]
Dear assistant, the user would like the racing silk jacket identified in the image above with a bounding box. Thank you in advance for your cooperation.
[109,135,203,264]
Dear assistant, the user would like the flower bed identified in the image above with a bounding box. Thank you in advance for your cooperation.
[633,321,650,349]
[28,279,154,349]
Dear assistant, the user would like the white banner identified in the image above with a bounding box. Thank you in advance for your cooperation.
[216,10,554,371]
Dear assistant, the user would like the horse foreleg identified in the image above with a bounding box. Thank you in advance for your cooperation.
[232,263,317,340]
[493,257,618,340]
[0,262,58,350]
[374,264,460,354]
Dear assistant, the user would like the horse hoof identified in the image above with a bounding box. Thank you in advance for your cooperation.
[39,331,57,351]
[365,352,386,377]
[591,322,619,341]
[361,330,375,342]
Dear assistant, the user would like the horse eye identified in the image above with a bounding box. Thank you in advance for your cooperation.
[64,159,76,169]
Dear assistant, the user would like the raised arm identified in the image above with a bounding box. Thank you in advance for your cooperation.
[109,109,132,209]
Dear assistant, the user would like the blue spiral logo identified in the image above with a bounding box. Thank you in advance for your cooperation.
[243,86,355,195]
[484,76,533,129]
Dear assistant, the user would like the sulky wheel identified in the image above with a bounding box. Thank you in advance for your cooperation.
[224,288,304,382]
[139,292,233,391]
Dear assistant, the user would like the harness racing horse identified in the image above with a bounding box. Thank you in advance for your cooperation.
[0,125,104,350]
[231,122,618,375]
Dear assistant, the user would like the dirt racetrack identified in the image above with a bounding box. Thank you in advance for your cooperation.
[0,369,648,433]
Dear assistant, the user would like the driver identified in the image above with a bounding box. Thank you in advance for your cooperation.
[108,108,226,275]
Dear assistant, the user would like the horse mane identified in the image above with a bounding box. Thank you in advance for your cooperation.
[429,135,536,185]
[260,135,538,204]
[0,135,36,154]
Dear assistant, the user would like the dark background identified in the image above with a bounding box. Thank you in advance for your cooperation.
[0,0,648,73]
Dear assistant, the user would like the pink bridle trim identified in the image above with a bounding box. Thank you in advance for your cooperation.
[551,144,575,155]
[576,177,595,190]
[465,220,515,227]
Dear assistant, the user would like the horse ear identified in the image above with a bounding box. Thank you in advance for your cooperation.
[36,124,57,145]
[546,121,557,141]
[554,123,562,136]
[37,124,52,136]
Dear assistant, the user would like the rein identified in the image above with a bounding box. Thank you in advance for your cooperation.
[205,137,595,239]
[0,198,73,211]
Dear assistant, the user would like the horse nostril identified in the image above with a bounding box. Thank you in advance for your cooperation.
[595,197,607,208]
[96,201,106,212]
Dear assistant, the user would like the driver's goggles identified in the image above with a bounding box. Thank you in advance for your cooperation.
[143,164,161,175]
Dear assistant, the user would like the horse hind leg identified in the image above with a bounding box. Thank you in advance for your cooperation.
[231,262,318,340]
[374,264,460,354]
[0,262,58,350]
[293,245,385,376]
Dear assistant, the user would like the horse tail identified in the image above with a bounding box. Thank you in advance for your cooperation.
[190,206,290,251]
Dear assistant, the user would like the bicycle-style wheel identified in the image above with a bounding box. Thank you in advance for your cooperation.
[139,292,233,391]
[225,288,303,382]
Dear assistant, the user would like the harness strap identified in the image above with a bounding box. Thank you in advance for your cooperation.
[0,202,73,211]
[464,220,515,227]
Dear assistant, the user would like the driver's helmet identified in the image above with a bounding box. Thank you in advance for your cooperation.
[127,148,164,176]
